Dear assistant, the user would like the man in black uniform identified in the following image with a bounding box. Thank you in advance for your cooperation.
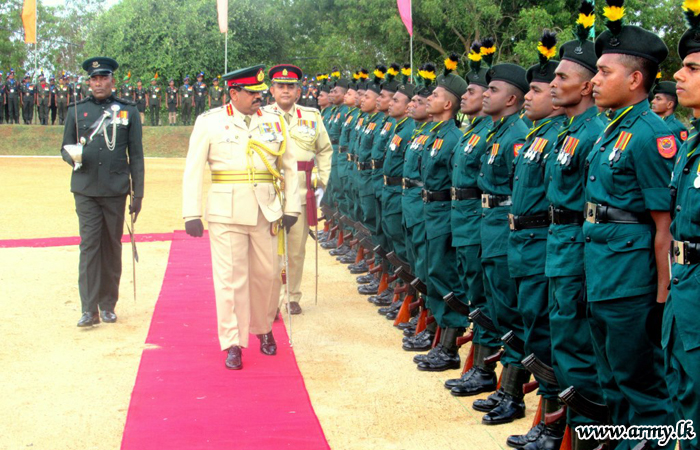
[147,76,161,126]
[134,79,147,124]
[60,57,144,327]
[21,75,36,125]
[193,71,207,117]
[49,76,58,125]
[179,75,194,125]
[6,69,21,124]
[0,71,5,124]
[166,79,178,126]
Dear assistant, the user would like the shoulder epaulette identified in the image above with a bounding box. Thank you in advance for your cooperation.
[114,96,136,106]
[68,97,91,107]
[199,105,225,118]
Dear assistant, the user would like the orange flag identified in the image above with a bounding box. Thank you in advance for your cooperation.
[22,0,36,44]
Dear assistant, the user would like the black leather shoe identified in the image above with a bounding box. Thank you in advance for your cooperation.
[506,422,544,448]
[257,332,277,355]
[482,393,526,425]
[403,331,435,352]
[378,299,402,315]
[473,388,505,412]
[329,245,350,256]
[412,344,442,363]
[77,312,100,327]
[357,273,375,285]
[320,239,338,249]
[401,324,417,336]
[100,310,117,323]
[225,346,243,370]
[445,367,476,390]
[451,367,498,397]
[416,348,461,372]
[349,261,368,274]
[358,282,379,295]
[519,424,564,450]
[339,253,356,264]
[368,289,392,303]
[287,301,302,315]
[375,295,396,308]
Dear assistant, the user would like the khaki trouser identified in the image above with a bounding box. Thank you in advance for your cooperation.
[209,209,280,351]
[277,204,310,306]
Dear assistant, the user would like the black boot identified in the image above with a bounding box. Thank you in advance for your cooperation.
[519,398,566,450]
[358,280,379,295]
[416,327,464,372]
[328,244,349,255]
[357,273,376,285]
[449,344,499,396]
[473,388,505,412]
[506,395,546,448]
[378,299,402,315]
[404,322,437,352]
[482,364,529,425]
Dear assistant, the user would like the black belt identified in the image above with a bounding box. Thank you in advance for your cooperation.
[421,189,451,203]
[384,175,402,186]
[339,145,348,153]
[481,194,512,209]
[371,159,384,170]
[402,178,424,189]
[346,154,357,162]
[508,213,550,231]
[451,187,482,201]
[673,240,700,265]
[549,206,584,225]
[584,202,652,225]
[331,138,339,145]
[357,161,372,171]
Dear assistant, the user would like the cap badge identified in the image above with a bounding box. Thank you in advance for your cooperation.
[574,46,583,55]
[609,37,620,47]
[257,69,264,82]
[92,61,100,68]
[282,68,288,76]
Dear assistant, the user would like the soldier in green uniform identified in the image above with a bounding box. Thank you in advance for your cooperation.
[665,4,700,449]
[412,55,470,372]
[402,65,438,352]
[505,31,567,447]
[60,57,144,328]
[0,71,5,124]
[209,77,226,109]
[651,80,689,144]
[120,73,134,100]
[5,69,20,124]
[80,77,91,101]
[166,79,178,126]
[542,3,606,449]
[445,40,500,395]
[21,75,36,125]
[56,76,71,125]
[317,72,338,216]
[36,75,52,126]
[584,2,675,447]
[474,62,530,425]
[146,76,161,126]
[180,75,194,126]
[194,72,208,117]
[134,79,147,124]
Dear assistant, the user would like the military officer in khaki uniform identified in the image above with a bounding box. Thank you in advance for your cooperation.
[182,65,301,371]
[263,64,333,315]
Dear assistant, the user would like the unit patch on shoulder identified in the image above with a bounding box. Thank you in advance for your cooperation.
[657,135,677,159]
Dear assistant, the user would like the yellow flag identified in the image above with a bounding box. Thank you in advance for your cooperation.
[22,0,36,44]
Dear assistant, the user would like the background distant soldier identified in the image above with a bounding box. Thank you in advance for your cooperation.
[193,72,208,117]
[147,76,161,126]
[36,75,52,126]
[120,73,134,100]
[21,75,36,125]
[134,79,147,123]
[0,71,5,124]
[209,77,225,108]
[651,80,688,144]
[49,76,58,125]
[6,69,21,124]
[180,75,194,125]
[166,78,178,126]
[56,76,70,125]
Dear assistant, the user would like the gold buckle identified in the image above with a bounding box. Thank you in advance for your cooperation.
[346,154,353,162]
[481,194,491,209]
[585,202,598,224]
[508,213,516,231]
[450,187,457,201]
[673,241,688,265]
[371,160,377,169]
[421,189,428,202]
[384,175,389,185]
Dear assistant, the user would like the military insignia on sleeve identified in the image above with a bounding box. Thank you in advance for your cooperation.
[681,131,688,141]
[513,143,523,157]
[656,135,677,159]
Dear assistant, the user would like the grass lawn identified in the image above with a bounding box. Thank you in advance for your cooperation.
[0,124,193,158]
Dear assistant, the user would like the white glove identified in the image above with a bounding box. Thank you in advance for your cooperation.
[315,187,325,208]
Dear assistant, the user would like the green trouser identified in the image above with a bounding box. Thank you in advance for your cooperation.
[482,255,523,367]
[405,220,428,284]
[383,211,406,261]
[588,294,675,450]
[426,233,468,328]
[665,321,700,450]
[516,274,557,399]
[456,244,500,347]
[374,195,389,252]
[75,194,127,314]
[359,193,376,233]
[550,275,604,427]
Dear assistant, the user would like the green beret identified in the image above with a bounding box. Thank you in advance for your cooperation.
[334,78,350,90]
[595,26,668,65]
[486,63,529,94]
[654,81,678,101]
[438,72,468,99]
[467,69,489,89]
[398,83,415,99]
[559,40,597,74]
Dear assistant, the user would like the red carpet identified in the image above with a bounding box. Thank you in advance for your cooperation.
[0,232,176,248]
[120,231,330,450]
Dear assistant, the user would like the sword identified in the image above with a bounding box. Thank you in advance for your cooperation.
[126,180,139,303]
[283,227,293,346]
[315,222,319,305]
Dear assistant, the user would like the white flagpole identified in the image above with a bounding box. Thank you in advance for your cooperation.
[225,31,228,73]
[409,0,413,83]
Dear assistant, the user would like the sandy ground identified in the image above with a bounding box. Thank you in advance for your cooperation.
[0,157,536,450]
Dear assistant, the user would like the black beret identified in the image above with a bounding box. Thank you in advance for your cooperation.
[595,26,668,65]
[438,72,468,99]
[653,81,678,100]
[486,63,529,94]
[559,40,598,74]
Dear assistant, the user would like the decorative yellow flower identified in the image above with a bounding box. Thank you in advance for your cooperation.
[684,0,700,15]
[577,13,595,29]
[603,5,624,22]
